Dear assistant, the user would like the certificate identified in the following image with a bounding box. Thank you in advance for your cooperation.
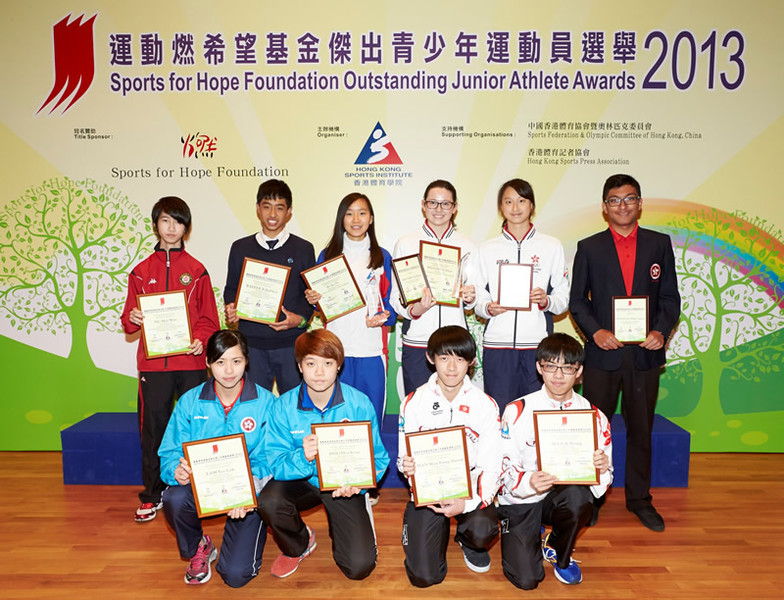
[497,263,534,310]
[182,434,257,518]
[301,255,365,322]
[419,241,462,307]
[612,295,649,343]
[405,426,472,506]
[137,290,192,358]
[533,410,599,485]
[391,254,427,307]
[235,258,291,324]
[311,421,376,491]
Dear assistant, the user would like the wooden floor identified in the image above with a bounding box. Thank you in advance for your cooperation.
[3,452,783,599]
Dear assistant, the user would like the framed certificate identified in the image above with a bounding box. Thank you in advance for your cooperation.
[391,254,427,307]
[405,426,472,507]
[612,295,649,343]
[137,290,192,358]
[497,263,534,310]
[182,433,257,518]
[301,255,366,322]
[311,421,376,491]
[419,241,462,307]
[235,258,291,324]
[533,410,599,485]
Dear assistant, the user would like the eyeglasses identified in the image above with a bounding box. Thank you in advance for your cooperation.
[424,200,455,210]
[604,195,640,207]
[539,362,579,375]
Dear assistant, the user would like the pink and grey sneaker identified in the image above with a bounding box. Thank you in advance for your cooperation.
[184,535,218,585]
[134,501,163,523]
[270,526,317,578]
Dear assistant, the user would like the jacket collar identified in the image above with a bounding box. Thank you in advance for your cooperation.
[422,220,454,242]
[296,378,346,412]
[198,376,258,403]
[502,223,535,243]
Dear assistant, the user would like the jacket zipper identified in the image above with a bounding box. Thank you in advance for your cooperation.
[164,249,170,369]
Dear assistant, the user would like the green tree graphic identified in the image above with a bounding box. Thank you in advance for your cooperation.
[666,209,784,424]
[0,178,155,366]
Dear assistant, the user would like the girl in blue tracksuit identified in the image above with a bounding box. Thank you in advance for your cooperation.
[257,329,389,580]
[158,330,275,587]
[304,192,396,429]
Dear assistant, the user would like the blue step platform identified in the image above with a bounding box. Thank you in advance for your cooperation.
[610,414,690,488]
[60,412,690,488]
[61,413,142,485]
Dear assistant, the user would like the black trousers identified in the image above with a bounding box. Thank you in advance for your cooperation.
[498,486,592,590]
[137,369,206,504]
[401,501,498,588]
[582,348,660,510]
[257,479,377,580]
[401,345,433,396]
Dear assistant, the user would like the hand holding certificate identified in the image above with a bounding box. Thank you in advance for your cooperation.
[183,434,257,518]
[405,426,472,506]
[137,290,193,358]
[612,295,649,343]
[235,258,291,324]
[533,410,599,485]
[311,421,376,491]
[419,241,462,307]
[391,254,428,307]
[302,255,366,322]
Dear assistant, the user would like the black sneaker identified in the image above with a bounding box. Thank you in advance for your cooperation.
[458,541,490,573]
[630,506,665,532]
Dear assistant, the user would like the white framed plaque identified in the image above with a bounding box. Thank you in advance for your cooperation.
[419,241,462,307]
[137,290,192,359]
[612,295,649,343]
[301,255,365,322]
[405,426,471,507]
[497,263,534,310]
[182,433,257,518]
[391,254,427,307]
[235,258,291,324]
[311,421,376,491]
[533,410,599,485]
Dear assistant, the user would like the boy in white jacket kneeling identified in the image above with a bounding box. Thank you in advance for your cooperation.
[498,333,613,588]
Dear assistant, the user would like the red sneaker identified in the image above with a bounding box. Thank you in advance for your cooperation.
[184,536,217,585]
[134,501,163,523]
[270,526,317,578]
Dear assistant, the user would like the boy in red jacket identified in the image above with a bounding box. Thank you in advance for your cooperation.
[121,196,220,523]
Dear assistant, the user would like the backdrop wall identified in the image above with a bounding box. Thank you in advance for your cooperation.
[2,0,782,451]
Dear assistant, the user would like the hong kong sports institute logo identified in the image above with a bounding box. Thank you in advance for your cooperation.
[38,13,97,115]
[354,122,403,165]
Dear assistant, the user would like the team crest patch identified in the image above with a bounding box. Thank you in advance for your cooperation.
[179,272,193,286]
[650,263,661,280]
[241,417,256,432]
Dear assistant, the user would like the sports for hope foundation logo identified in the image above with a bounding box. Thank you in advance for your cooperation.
[38,13,97,115]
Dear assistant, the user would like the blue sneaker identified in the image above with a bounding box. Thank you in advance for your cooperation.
[542,533,582,585]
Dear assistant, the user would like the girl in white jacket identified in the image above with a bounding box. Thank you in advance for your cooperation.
[474,179,570,411]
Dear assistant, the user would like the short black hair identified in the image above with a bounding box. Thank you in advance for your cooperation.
[426,325,476,362]
[536,333,584,366]
[257,179,292,208]
[206,329,249,366]
[602,174,641,200]
[151,196,191,233]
